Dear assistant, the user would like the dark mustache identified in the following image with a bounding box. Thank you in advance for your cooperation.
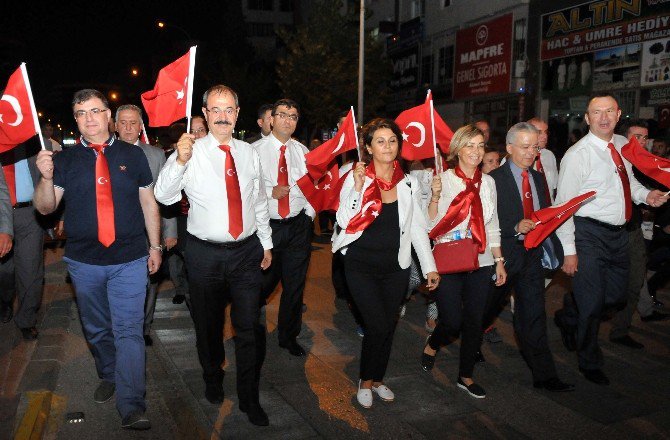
[214,121,232,125]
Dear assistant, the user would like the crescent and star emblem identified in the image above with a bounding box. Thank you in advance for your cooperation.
[279,166,286,174]
[314,171,333,190]
[331,133,346,154]
[360,200,376,217]
[404,122,426,148]
[226,169,236,177]
[0,94,23,126]
[524,191,532,199]
[97,177,108,185]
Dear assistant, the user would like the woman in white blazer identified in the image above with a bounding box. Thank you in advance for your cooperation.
[420,124,506,399]
[332,118,440,409]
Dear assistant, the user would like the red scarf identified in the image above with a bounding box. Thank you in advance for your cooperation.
[346,160,405,233]
[429,166,486,253]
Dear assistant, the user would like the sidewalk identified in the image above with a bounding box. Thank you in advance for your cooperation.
[3,243,670,439]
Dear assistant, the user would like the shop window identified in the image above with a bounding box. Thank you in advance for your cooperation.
[410,0,425,19]
[248,0,273,11]
[438,45,454,85]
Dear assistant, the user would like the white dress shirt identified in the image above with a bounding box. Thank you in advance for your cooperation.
[154,133,273,249]
[430,169,501,267]
[537,148,558,199]
[253,133,315,220]
[555,131,650,255]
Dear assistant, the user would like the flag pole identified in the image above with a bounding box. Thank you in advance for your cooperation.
[350,106,361,162]
[428,90,439,173]
[185,45,197,134]
[141,121,150,145]
[20,63,45,151]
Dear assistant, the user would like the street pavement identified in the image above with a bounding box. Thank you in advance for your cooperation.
[2,239,670,439]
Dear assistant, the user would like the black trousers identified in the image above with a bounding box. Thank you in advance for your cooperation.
[559,217,629,370]
[344,266,409,382]
[487,244,557,382]
[185,233,266,407]
[261,213,313,345]
[429,266,492,378]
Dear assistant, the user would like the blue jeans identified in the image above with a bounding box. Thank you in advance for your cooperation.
[64,256,148,418]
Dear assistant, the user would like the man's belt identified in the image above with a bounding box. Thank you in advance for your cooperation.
[193,232,256,249]
[578,216,625,231]
[14,201,33,209]
[270,210,305,225]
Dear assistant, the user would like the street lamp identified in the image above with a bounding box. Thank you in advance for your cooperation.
[131,68,139,76]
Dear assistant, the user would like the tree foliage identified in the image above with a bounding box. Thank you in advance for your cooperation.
[276,0,391,130]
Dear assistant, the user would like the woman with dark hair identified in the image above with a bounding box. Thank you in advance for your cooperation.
[332,118,440,409]
[420,124,506,399]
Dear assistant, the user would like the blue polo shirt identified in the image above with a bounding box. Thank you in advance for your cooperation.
[53,137,153,265]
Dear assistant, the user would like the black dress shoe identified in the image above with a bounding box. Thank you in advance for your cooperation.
[533,377,575,392]
[0,302,12,323]
[641,311,670,322]
[279,341,306,357]
[205,385,224,404]
[20,327,38,340]
[172,294,185,305]
[579,368,609,385]
[240,403,269,426]
[474,351,486,363]
[609,335,644,349]
[421,339,437,372]
[554,313,576,352]
[143,334,153,346]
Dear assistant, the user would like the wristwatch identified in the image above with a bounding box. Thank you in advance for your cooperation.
[149,244,164,253]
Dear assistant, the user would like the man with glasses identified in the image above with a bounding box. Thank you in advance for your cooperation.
[485,123,573,392]
[33,89,161,430]
[155,85,273,427]
[254,99,314,357]
[554,94,668,385]
[115,104,177,346]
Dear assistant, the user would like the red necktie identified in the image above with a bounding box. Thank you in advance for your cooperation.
[534,154,552,204]
[277,145,290,218]
[219,145,244,239]
[521,169,534,219]
[90,143,115,247]
[607,142,632,221]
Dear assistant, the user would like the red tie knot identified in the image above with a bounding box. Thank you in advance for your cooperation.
[521,169,528,178]
[280,144,286,153]
[219,144,231,153]
[90,143,108,154]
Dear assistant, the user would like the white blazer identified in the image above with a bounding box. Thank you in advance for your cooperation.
[332,172,437,276]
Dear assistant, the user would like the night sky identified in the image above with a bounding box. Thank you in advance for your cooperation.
[0,1,264,137]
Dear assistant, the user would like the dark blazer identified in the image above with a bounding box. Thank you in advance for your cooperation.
[489,160,563,273]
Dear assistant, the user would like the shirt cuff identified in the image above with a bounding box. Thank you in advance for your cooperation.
[562,243,576,256]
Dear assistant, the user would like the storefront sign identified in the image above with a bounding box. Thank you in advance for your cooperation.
[541,0,670,61]
[454,14,513,100]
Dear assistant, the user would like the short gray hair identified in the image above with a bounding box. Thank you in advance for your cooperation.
[506,122,538,145]
[202,85,239,108]
[115,104,143,121]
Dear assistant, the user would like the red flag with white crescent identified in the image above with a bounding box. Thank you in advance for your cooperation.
[305,108,358,180]
[621,135,670,189]
[524,191,597,249]
[296,163,348,212]
[141,46,196,127]
[0,63,40,152]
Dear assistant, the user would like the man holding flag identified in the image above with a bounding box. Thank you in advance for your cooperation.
[255,98,314,357]
[554,93,668,386]
[487,122,573,392]
[154,85,272,427]
[33,89,161,429]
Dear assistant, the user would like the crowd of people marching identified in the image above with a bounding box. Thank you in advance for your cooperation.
[1,84,668,431]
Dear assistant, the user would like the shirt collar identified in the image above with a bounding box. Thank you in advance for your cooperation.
[268,132,290,150]
[80,134,116,149]
[586,130,614,151]
[508,159,527,178]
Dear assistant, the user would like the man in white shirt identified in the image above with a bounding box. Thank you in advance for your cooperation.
[154,85,272,426]
[528,118,558,202]
[254,99,314,357]
[554,93,668,386]
[247,104,273,145]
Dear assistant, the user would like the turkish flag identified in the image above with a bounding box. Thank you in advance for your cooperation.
[524,191,596,249]
[141,46,196,127]
[621,136,670,189]
[426,90,453,155]
[0,64,39,152]
[296,163,349,212]
[305,108,357,180]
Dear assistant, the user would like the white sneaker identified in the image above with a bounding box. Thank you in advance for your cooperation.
[371,383,394,402]
[357,380,373,408]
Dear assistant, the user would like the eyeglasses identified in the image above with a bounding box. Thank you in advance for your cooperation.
[274,112,299,122]
[74,108,108,119]
[190,128,206,134]
[512,144,541,153]
[205,107,236,116]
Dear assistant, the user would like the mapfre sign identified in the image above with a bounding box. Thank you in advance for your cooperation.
[454,13,513,100]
